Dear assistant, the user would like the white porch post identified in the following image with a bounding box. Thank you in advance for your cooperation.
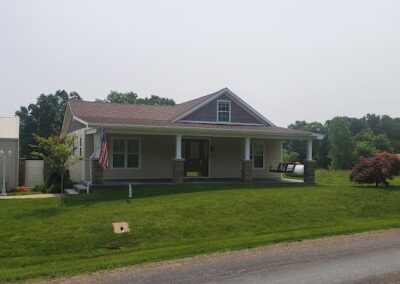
[244,137,251,160]
[175,134,182,160]
[306,139,313,160]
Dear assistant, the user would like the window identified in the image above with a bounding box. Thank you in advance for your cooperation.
[79,137,83,157]
[127,139,139,168]
[112,138,140,168]
[217,100,231,122]
[251,142,264,168]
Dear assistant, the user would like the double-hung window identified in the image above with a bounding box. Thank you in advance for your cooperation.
[217,100,231,123]
[112,138,140,168]
[252,142,264,169]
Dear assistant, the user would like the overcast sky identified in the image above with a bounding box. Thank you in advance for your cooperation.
[0,0,399,127]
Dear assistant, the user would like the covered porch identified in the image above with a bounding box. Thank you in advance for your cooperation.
[81,128,317,186]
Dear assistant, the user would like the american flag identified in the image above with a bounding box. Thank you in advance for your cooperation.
[99,130,109,169]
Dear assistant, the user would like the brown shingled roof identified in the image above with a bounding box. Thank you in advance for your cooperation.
[68,91,315,138]
[69,91,216,124]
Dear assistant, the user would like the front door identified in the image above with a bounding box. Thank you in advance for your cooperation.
[184,139,209,177]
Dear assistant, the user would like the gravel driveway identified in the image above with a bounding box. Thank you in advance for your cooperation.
[45,229,400,284]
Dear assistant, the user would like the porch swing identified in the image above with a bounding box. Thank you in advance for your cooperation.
[269,163,296,173]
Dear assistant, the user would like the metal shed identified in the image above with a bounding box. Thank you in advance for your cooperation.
[0,117,19,193]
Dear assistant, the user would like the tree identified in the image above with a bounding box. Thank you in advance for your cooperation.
[353,130,393,159]
[31,135,77,206]
[327,117,354,169]
[96,91,175,106]
[282,149,300,163]
[350,152,400,186]
[16,90,81,158]
[284,120,330,168]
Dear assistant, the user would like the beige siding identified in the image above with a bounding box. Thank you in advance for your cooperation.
[103,134,175,180]
[84,134,94,180]
[68,130,84,183]
[252,139,282,179]
[69,160,83,183]
[98,135,282,180]
[209,137,242,178]
[0,139,18,191]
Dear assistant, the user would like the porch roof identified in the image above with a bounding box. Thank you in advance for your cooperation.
[69,97,323,140]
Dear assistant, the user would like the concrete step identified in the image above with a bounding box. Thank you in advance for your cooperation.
[73,184,87,194]
[65,188,79,195]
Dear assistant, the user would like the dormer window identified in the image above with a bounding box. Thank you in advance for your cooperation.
[217,100,231,123]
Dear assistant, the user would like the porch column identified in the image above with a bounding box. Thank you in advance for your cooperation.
[304,139,316,183]
[173,135,184,184]
[241,137,252,182]
[244,137,251,161]
[175,135,182,160]
[306,139,313,160]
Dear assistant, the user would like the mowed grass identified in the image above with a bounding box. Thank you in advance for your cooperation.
[2,170,400,282]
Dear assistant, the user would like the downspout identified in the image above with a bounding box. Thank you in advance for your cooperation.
[87,153,96,194]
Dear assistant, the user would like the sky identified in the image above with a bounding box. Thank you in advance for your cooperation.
[0,0,399,127]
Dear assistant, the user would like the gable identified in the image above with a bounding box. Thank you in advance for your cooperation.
[68,119,86,134]
[179,92,268,125]
[60,104,87,137]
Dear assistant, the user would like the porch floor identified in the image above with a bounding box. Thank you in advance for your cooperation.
[83,178,304,187]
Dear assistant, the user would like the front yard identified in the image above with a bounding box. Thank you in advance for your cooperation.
[2,170,400,282]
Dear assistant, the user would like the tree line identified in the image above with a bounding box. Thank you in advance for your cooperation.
[284,114,400,169]
[16,90,400,170]
[16,90,175,158]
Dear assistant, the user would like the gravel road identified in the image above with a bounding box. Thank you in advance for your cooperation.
[48,229,400,284]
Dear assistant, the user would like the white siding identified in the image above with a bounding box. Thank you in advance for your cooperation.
[103,134,175,180]
[25,160,44,187]
[68,130,84,183]
[0,139,19,190]
[252,139,282,179]
[0,117,19,139]
[209,137,242,178]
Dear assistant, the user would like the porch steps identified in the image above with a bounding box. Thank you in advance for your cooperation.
[73,184,87,194]
[65,188,79,195]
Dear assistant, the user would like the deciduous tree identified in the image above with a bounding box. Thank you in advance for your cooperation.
[350,152,400,186]
[16,90,81,158]
[96,91,175,106]
[31,135,77,206]
[327,117,354,169]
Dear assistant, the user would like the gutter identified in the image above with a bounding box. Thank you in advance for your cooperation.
[86,153,95,194]
[87,122,322,140]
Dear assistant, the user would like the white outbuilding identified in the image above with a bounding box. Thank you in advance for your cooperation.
[0,117,19,193]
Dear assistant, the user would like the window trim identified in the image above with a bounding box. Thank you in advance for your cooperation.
[110,137,141,169]
[216,100,231,123]
[251,141,265,169]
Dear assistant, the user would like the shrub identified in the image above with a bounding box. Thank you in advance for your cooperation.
[349,152,400,186]
[32,183,48,193]
[44,169,73,193]
[15,186,30,192]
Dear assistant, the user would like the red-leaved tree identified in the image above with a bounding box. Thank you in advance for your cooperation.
[349,152,400,186]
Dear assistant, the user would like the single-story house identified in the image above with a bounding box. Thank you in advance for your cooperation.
[0,117,19,193]
[61,88,322,186]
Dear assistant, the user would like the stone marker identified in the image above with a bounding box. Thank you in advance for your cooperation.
[112,222,130,234]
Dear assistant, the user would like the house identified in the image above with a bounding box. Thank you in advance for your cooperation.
[60,88,322,187]
[0,117,19,193]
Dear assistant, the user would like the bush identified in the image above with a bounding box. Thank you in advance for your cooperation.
[32,183,48,193]
[349,152,400,186]
[44,169,73,193]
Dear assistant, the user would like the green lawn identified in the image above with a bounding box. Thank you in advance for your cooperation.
[2,170,400,282]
